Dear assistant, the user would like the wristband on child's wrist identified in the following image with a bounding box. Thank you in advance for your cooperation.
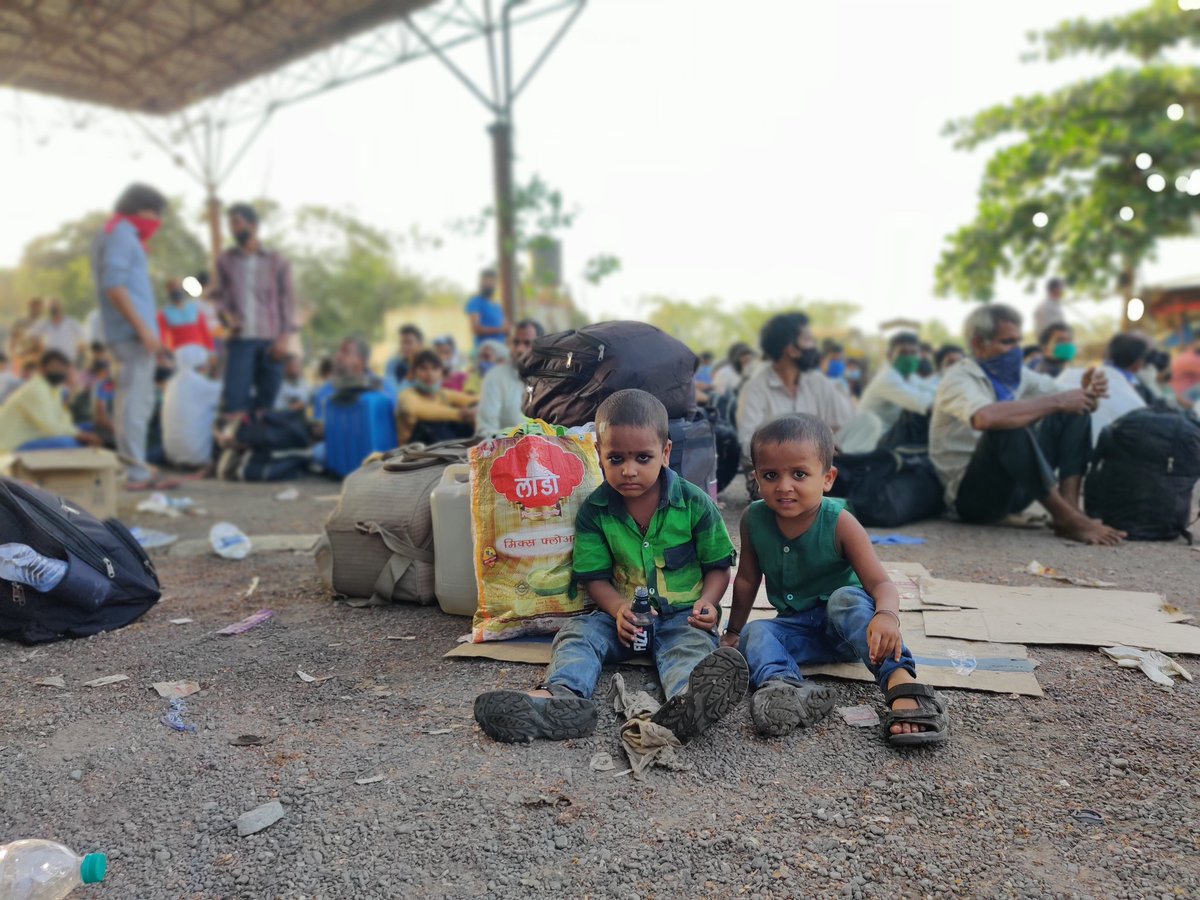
[872,609,901,625]
[723,625,741,636]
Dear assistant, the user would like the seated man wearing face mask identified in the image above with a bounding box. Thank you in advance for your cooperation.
[1034,322,1076,379]
[930,304,1125,546]
[397,350,477,445]
[736,312,855,498]
[0,350,102,452]
[853,331,937,450]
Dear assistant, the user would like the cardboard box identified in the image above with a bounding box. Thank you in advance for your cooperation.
[2,448,121,519]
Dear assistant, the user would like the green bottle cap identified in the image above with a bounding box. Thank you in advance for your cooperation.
[80,853,107,884]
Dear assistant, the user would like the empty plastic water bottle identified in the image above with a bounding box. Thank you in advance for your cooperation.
[0,544,68,593]
[0,839,107,899]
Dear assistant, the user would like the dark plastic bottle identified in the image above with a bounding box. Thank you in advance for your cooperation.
[630,586,654,655]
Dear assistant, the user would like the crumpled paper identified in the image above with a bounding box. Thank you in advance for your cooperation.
[1026,560,1117,589]
[610,673,691,779]
[1101,645,1193,690]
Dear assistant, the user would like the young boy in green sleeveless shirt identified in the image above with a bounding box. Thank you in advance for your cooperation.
[723,414,949,746]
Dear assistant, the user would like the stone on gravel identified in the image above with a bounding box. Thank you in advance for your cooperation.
[237,800,286,837]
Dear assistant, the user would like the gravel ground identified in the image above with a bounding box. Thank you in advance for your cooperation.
[2,475,1198,899]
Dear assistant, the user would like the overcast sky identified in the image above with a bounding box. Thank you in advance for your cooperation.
[2,0,1194,338]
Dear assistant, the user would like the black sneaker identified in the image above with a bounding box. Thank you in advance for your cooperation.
[650,647,749,743]
[750,679,834,737]
[474,685,597,743]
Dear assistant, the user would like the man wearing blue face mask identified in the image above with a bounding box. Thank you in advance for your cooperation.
[929,304,1125,546]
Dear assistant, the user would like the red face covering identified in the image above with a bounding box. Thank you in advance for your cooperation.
[105,214,161,246]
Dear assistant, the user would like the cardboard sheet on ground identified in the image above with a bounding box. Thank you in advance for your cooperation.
[444,606,1043,697]
[169,533,320,558]
[715,562,950,612]
[918,577,1200,655]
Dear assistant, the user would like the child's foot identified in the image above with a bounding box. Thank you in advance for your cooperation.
[651,647,748,743]
[750,678,834,737]
[883,671,949,746]
[474,684,597,743]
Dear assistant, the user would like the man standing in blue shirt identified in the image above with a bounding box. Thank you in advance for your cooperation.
[91,183,173,490]
[464,268,507,348]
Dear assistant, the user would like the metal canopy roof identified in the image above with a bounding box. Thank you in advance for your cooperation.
[0,0,435,115]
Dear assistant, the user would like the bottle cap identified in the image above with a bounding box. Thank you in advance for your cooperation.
[80,853,107,884]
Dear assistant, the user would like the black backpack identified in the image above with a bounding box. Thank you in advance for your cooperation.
[520,321,698,426]
[668,412,719,498]
[828,449,945,528]
[0,478,161,644]
[1085,408,1200,542]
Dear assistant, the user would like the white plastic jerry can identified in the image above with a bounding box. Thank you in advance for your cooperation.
[430,464,479,617]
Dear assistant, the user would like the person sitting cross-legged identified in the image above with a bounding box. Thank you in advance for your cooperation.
[929,303,1124,545]
[397,350,476,445]
[0,350,102,452]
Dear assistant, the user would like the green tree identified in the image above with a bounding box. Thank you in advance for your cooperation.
[936,0,1200,313]
[272,205,437,349]
[0,200,206,320]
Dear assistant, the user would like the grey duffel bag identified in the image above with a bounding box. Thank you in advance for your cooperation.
[317,439,476,606]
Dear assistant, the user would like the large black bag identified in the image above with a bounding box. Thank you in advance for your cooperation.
[668,412,718,498]
[0,478,161,644]
[521,321,698,426]
[828,449,944,528]
[1085,408,1200,542]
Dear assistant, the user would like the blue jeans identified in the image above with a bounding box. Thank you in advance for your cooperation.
[547,604,718,700]
[740,586,915,690]
[223,338,284,415]
[18,436,82,450]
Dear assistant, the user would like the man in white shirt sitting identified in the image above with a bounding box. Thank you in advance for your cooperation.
[30,298,85,364]
[929,303,1124,545]
[854,331,937,449]
[476,319,543,436]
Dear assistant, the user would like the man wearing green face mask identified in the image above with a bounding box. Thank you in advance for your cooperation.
[854,332,937,449]
[1035,322,1076,379]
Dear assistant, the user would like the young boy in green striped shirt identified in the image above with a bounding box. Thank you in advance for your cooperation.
[475,389,748,744]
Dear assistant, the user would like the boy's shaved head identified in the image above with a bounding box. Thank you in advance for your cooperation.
[596,389,670,445]
[751,414,835,471]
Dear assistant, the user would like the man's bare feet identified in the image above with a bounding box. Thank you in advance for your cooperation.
[1054,513,1125,546]
[884,669,927,736]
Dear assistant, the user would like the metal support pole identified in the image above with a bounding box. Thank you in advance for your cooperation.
[206,187,223,283]
[490,120,518,323]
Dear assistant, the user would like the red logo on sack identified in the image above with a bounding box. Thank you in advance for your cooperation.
[490,435,585,508]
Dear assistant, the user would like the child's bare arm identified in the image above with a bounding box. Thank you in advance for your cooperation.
[835,510,903,663]
[723,513,761,646]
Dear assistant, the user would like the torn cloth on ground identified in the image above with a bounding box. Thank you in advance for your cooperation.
[610,673,690,779]
[1101,645,1193,690]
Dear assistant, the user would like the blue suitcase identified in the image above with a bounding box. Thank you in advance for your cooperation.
[324,390,398,477]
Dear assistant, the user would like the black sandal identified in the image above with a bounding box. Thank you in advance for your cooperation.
[883,683,949,747]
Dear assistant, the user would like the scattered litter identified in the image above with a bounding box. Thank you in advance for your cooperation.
[210,522,252,560]
[837,705,881,728]
[296,670,335,684]
[1071,809,1105,826]
[354,774,385,785]
[217,609,274,635]
[244,576,260,598]
[160,698,197,733]
[946,647,978,676]
[425,728,453,736]
[168,618,194,625]
[1025,560,1117,589]
[236,800,285,837]
[1101,645,1193,690]
[83,674,129,688]
[611,673,690,778]
[151,680,200,699]
[590,752,615,771]
[136,493,185,518]
[69,769,83,781]
[869,534,927,546]
[385,635,417,641]
[229,734,269,746]
[35,675,67,688]
[275,487,300,501]
[130,526,178,549]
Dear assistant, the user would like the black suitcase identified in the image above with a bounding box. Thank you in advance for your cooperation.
[521,321,698,426]
[0,478,161,644]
